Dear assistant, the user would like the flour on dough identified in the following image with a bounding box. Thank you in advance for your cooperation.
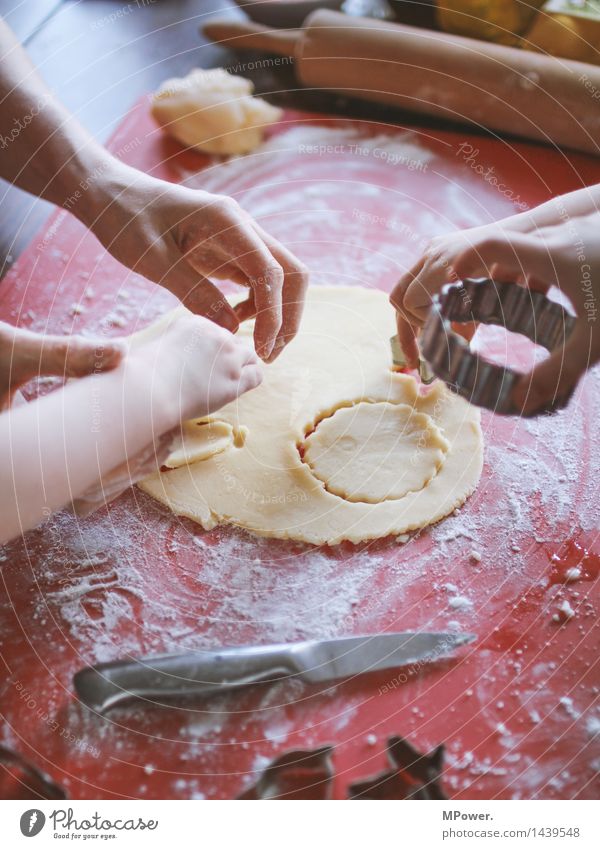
[151,68,282,155]
[140,287,484,545]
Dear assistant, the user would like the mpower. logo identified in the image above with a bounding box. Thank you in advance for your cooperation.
[19,810,46,837]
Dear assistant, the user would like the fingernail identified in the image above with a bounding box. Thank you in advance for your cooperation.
[265,339,286,363]
[256,336,274,361]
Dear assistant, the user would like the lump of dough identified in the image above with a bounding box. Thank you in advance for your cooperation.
[303,402,449,503]
[151,68,282,155]
[164,419,246,469]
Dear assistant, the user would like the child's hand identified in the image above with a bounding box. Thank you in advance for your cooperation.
[135,311,263,425]
[0,322,123,410]
[70,312,263,516]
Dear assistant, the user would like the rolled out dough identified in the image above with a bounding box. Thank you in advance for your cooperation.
[139,286,484,544]
[303,401,450,503]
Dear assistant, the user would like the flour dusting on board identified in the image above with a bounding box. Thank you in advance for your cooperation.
[177,125,516,293]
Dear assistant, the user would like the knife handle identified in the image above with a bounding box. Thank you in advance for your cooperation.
[74,646,303,713]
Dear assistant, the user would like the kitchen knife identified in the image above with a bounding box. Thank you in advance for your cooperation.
[74,632,475,713]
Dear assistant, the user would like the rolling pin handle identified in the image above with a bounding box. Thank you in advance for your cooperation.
[202,17,299,58]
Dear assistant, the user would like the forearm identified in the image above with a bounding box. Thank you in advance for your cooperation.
[0,17,126,218]
[0,354,176,543]
[496,184,600,234]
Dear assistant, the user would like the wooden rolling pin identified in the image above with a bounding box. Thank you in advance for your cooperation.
[203,10,600,155]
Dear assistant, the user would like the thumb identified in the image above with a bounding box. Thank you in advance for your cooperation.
[512,320,591,416]
[41,335,124,379]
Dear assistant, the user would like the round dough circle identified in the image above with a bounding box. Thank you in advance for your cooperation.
[303,402,449,503]
[139,286,484,544]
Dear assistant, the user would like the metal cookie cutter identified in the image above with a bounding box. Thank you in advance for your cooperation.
[420,278,577,416]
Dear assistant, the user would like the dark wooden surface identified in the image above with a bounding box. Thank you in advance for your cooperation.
[0,0,238,273]
[0,0,457,275]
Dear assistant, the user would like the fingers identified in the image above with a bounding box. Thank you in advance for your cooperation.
[169,262,239,332]
[238,362,263,394]
[185,225,284,359]
[206,204,287,360]
[177,194,309,360]
[389,256,426,318]
[252,224,309,362]
[396,311,420,370]
[390,257,427,367]
[239,252,284,361]
[7,329,123,381]
[0,325,125,410]
[46,335,124,379]
[453,232,557,287]
[512,318,591,416]
[233,291,257,323]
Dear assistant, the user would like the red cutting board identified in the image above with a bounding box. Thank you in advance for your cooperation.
[1,98,599,800]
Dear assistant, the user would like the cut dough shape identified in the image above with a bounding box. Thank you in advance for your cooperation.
[302,401,449,503]
[151,68,282,155]
[140,287,484,544]
[164,419,247,470]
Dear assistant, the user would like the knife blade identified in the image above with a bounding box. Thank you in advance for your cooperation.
[74,631,475,714]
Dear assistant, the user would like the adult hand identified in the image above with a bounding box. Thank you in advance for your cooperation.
[134,309,263,423]
[87,172,309,363]
[0,322,123,410]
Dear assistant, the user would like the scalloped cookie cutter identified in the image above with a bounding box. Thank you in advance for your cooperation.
[419,278,577,416]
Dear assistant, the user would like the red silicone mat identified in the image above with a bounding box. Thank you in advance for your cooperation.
[0,98,599,800]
